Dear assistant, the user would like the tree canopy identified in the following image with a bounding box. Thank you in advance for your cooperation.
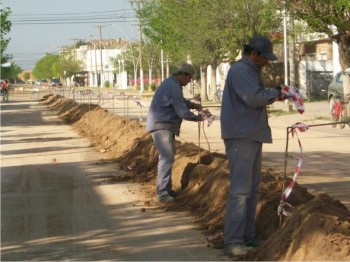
[1,63,22,82]
[0,6,12,65]
[140,0,281,65]
[32,54,60,79]
[285,0,350,71]
[139,0,282,99]
[32,52,82,80]
[285,0,350,93]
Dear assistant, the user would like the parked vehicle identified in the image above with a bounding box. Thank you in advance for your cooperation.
[36,79,49,86]
[50,78,62,87]
[327,72,344,102]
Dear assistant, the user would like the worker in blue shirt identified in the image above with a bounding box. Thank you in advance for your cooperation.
[221,35,283,257]
[146,63,203,203]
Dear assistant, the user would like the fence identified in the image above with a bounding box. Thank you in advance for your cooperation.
[9,86,53,101]
[52,87,151,121]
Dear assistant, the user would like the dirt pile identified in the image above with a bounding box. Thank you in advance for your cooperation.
[40,94,350,261]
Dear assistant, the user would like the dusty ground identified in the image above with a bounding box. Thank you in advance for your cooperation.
[1,98,224,261]
[45,95,350,260]
[178,100,350,210]
[2,93,350,261]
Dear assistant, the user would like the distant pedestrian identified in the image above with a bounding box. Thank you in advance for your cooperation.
[146,63,203,203]
[220,35,284,256]
[1,80,9,101]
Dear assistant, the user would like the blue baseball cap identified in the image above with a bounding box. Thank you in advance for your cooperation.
[249,35,278,61]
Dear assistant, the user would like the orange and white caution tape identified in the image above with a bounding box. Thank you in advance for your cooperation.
[281,86,305,114]
[282,122,308,200]
[133,95,148,107]
[279,123,309,217]
[199,109,215,127]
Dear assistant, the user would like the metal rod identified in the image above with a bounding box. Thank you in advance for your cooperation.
[198,121,201,164]
[280,126,292,227]
[287,122,350,129]
[279,120,349,227]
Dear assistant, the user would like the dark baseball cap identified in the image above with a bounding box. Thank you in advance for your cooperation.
[172,63,195,75]
[248,35,278,61]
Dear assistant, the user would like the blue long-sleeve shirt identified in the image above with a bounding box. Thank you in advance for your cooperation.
[146,76,199,136]
[220,55,279,143]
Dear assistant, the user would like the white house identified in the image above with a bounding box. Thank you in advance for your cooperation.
[67,39,130,89]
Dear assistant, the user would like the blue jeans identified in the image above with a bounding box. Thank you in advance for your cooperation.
[223,139,262,246]
[151,129,175,196]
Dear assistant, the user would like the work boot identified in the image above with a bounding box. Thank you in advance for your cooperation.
[157,194,175,203]
[223,244,253,256]
[245,237,264,247]
[169,189,181,198]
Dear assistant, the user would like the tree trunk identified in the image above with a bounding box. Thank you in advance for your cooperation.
[210,64,217,100]
[200,64,209,102]
[166,54,170,78]
[337,35,350,96]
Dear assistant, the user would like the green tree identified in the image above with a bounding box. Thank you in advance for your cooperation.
[59,52,83,78]
[32,52,82,80]
[32,53,61,79]
[110,42,140,86]
[1,6,12,78]
[143,40,161,86]
[285,0,350,94]
[1,63,22,82]
[140,0,281,100]
[23,72,31,82]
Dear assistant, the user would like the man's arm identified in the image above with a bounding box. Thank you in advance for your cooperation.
[184,99,202,111]
[170,89,201,121]
[232,69,279,108]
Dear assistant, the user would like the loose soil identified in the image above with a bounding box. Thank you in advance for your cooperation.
[40,94,350,261]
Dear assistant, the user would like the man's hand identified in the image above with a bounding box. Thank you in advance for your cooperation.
[197,114,204,121]
[275,86,289,101]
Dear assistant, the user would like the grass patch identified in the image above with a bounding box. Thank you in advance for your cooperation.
[313,116,329,121]
[268,109,297,117]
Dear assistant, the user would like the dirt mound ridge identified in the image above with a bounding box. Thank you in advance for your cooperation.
[41,94,350,261]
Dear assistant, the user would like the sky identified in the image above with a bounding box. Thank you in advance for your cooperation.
[2,0,139,70]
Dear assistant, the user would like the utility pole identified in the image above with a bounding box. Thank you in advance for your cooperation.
[130,0,144,92]
[70,38,80,62]
[283,1,289,86]
[95,25,105,87]
[161,48,164,82]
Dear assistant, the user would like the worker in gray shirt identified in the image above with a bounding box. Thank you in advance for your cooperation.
[146,63,202,203]
[220,35,283,257]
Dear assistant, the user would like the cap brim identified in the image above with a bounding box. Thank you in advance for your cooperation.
[262,52,278,61]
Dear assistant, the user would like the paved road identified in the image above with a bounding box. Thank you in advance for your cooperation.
[0,99,223,261]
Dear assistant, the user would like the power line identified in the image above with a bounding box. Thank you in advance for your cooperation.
[13,15,134,21]
[10,9,134,17]
[12,19,136,25]
[10,9,137,25]
[12,13,136,21]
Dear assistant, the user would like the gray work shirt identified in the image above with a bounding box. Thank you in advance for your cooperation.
[220,55,279,143]
[146,76,199,136]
